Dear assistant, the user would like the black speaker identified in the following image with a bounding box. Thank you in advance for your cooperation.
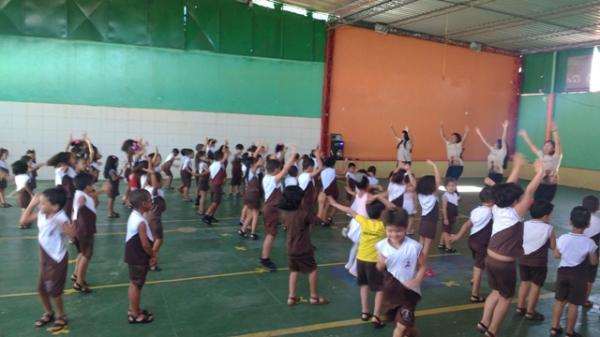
[331,133,344,160]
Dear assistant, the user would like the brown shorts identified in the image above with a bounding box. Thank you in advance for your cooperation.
[555,267,587,305]
[149,218,164,240]
[519,264,548,287]
[357,260,384,292]
[181,170,192,187]
[288,254,317,273]
[442,216,456,234]
[263,204,280,236]
[74,236,94,259]
[486,256,516,299]
[211,184,223,205]
[468,237,488,270]
[231,174,242,186]
[419,205,439,240]
[128,264,149,288]
[383,274,421,328]
[16,189,32,209]
[38,248,68,297]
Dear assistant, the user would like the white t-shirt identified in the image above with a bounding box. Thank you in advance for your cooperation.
[446,141,464,165]
[387,183,406,202]
[209,161,222,179]
[15,174,31,192]
[367,175,379,186]
[262,174,280,201]
[320,167,336,190]
[180,156,192,172]
[522,220,553,255]
[557,233,597,267]
[162,153,175,164]
[37,210,70,263]
[0,160,7,171]
[54,167,76,186]
[376,237,423,294]
[72,190,96,220]
[403,191,416,215]
[443,191,460,206]
[298,172,313,191]
[488,146,507,174]
[397,140,413,162]
[145,186,165,199]
[418,194,437,216]
[126,210,154,242]
[469,205,492,235]
[491,205,522,236]
[536,150,560,174]
[584,213,600,238]
[284,176,298,187]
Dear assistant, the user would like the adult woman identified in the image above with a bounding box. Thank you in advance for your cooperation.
[476,120,508,184]
[440,122,469,180]
[390,125,413,165]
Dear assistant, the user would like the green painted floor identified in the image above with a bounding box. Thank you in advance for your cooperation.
[0,179,598,337]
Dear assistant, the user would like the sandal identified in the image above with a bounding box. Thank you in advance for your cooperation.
[484,331,495,337]
[583,300,593,309]
[18,224,31,230]
[525,311,544,321]
[70,273,77,282]
[108,212,120,219]
[287,296,301,306]
[445,247,457,253]
[565,332,582,337]
[73,282,92,293]
[309,296,330,305]
[470,295,486,303]
[437,244,446,250]
[128,312,154,324]
[550,326,563,336]
[476,321,488,334]
[237,229,246,238]
[50,316,67,332]
[515,307,526,316]
[34,312,54,327]
[371,315,385,329]
[360,312,372,321]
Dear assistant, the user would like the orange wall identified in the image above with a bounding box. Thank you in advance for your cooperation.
[329,26,520,161]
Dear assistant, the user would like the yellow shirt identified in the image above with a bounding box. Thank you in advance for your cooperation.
[355,214,386,262]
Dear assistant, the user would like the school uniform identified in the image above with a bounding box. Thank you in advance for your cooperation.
[298,172,315,212]
[106,169,120,198]
[345,191,368,277]
[284,176,298,187]
[55,167,76,218]
[583,214,600,283]
[367,175,379,187]
[403,191,417,216]
[519,220,553,287]
[396,140,413,164]
[445,141,464,179]
[345,172,358,202]
[355,214,386,291]
[487,146,507,184]
[377,237,422,327]
[486,206,524,298]
[160,153,175,177]
[555,233,598,305]
[197,161,210,193]
[72,190,97,259]
[442,191,460,233]
[467,206,493,270]
[180,156,193,188]
[230,155,243,187]
[534,151,560,202]
[285,209,316,273]
[320,167,338,200]
[125,210,154,287]
[90,161,101,183]
[387,182,406,209]
[0,160,8,190]
[209,161,226,205]
[15,173,32,208]
[145,186,166,241]
[29,159,39,190]
[37,210,70,297]
[242,170,262,210]
[418,194,439,240]
[262,175,282,236]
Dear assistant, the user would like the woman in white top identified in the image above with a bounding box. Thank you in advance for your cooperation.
[440,122,469,180]
[390,125,413,165]
[518,122,562,202]
[475,120,508,184]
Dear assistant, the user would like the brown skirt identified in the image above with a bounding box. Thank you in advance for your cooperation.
[418,203,439,240]
[38,248,68,297]
[16,189,31,209]
[181,170,192,187]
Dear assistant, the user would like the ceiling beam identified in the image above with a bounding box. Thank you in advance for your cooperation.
[332,0,421,26]
[388,0,495,27]
[332,0,389,18]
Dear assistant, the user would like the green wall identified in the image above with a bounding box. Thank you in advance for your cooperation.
[0,35,324,118]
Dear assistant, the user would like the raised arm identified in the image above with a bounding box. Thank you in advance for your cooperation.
[65,133,73,152]
[439,122,449,143]
[501,120,508,147]
[506,153,526,184]
[274,146,297,182]
[475,127,493,150]
[390,125,402,142]
[550,122,561,156]
[310,148,324,178]
[518,129,540,154]
[462,125,470,143]
[514,159,544,217]
[219,148,230,164]
[20,194,40,226]
[426,160,441,190]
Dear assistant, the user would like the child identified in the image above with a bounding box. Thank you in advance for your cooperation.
[125,189,156,324]
[403,174,417,235]
[318,156,339,227]
[343,174,370,277]
[144,171,166,272]
[284,166,299,187]
[160,148,179,190]
[298,151,323,226]
[345,162,357,202]
[0,147,10,208]
[25,149,43,190]
[280,185,329,306]
[230,144,244,197]
[103,155,121,219]
[477,154,543,337]
[13,159,34,229]
[516,200,556,321]
[71,172,97,293]
[386,163,415,210]
[376,208,426,337]
[196,151,210,216]
[550,206,598,337]
[439,177,460,253]
[178,148,194,202]
[48,152,77,218]
[259,147,297,271]
[367,166,383,191]
[202,148,229,226]
[240,152,264,240]
[416,160,441,276]
[328,194,396,328]
[582,195,600,308]
[21,188,75,332]
[450,187,494,303]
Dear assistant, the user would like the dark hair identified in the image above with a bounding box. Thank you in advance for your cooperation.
[214,150,224,161]
[132,160,148,174]
[366,199,386,219]
[0,148,8,158]
[198,150,206,158]
[74,172,94,190]
[47,152,73,167]
[20,155,32,163]
[302,156,314,170]
[121,139,139,154]
[247,145,257,153]
[11,160,28,175]
[390,170,407,184]
[278,185,304,210]
[444,177,457,187]
[367,166,377,175]
[530,200,554,219]
[478,187,494,203]
[288,165,298,177]
[103,155,119,179]
[195,144,203,152]
[416,175,436,195]
[324,156,336,167]
[582,195,600,213]
[348,162,356,169]
[172,148,179,155]
[355,175,369,190]
[266,159,282,174]
[382,208,409,228]
[42,187,67,209]
[235,144,244,151]
[570,206,591,229]
[181,148,194,156]
[275,144,285,153]
[129,189,151,209]
[492,183,524,208]
[545,140,556,156]
[452,132,462,143]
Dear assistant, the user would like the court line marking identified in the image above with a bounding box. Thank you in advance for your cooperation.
[0,254,455,299]
[233,293,555,337]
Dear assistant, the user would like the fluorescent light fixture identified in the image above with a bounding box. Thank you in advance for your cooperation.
[282,4,307,16]
[590,46,600,92]
[438,185,483,193]
[312,12,329,21]
[253,0,275,9]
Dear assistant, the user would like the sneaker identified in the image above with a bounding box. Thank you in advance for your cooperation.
[259,258,277,272]
[237,229,247,238]
[250,233,259,240]
[202,215,212,226]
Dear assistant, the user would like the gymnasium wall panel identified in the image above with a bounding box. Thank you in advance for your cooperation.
[328,26,519,161]
[515,95,547,161]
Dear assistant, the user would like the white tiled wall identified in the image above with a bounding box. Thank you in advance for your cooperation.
[0,101,321,180]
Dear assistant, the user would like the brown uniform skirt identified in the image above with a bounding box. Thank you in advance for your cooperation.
[38,248,68,297]
[243,179,262,210]
[468,223,492,270]
[323,180,339,200]
[263,190,282,236]
[16,189,32,209]
[383,272,421,328]
[443,202,458,233]
[486,256,517,299]
[419,203,439,240]
[181,170,192,188]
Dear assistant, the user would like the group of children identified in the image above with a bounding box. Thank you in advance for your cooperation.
[0,120,597,337]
